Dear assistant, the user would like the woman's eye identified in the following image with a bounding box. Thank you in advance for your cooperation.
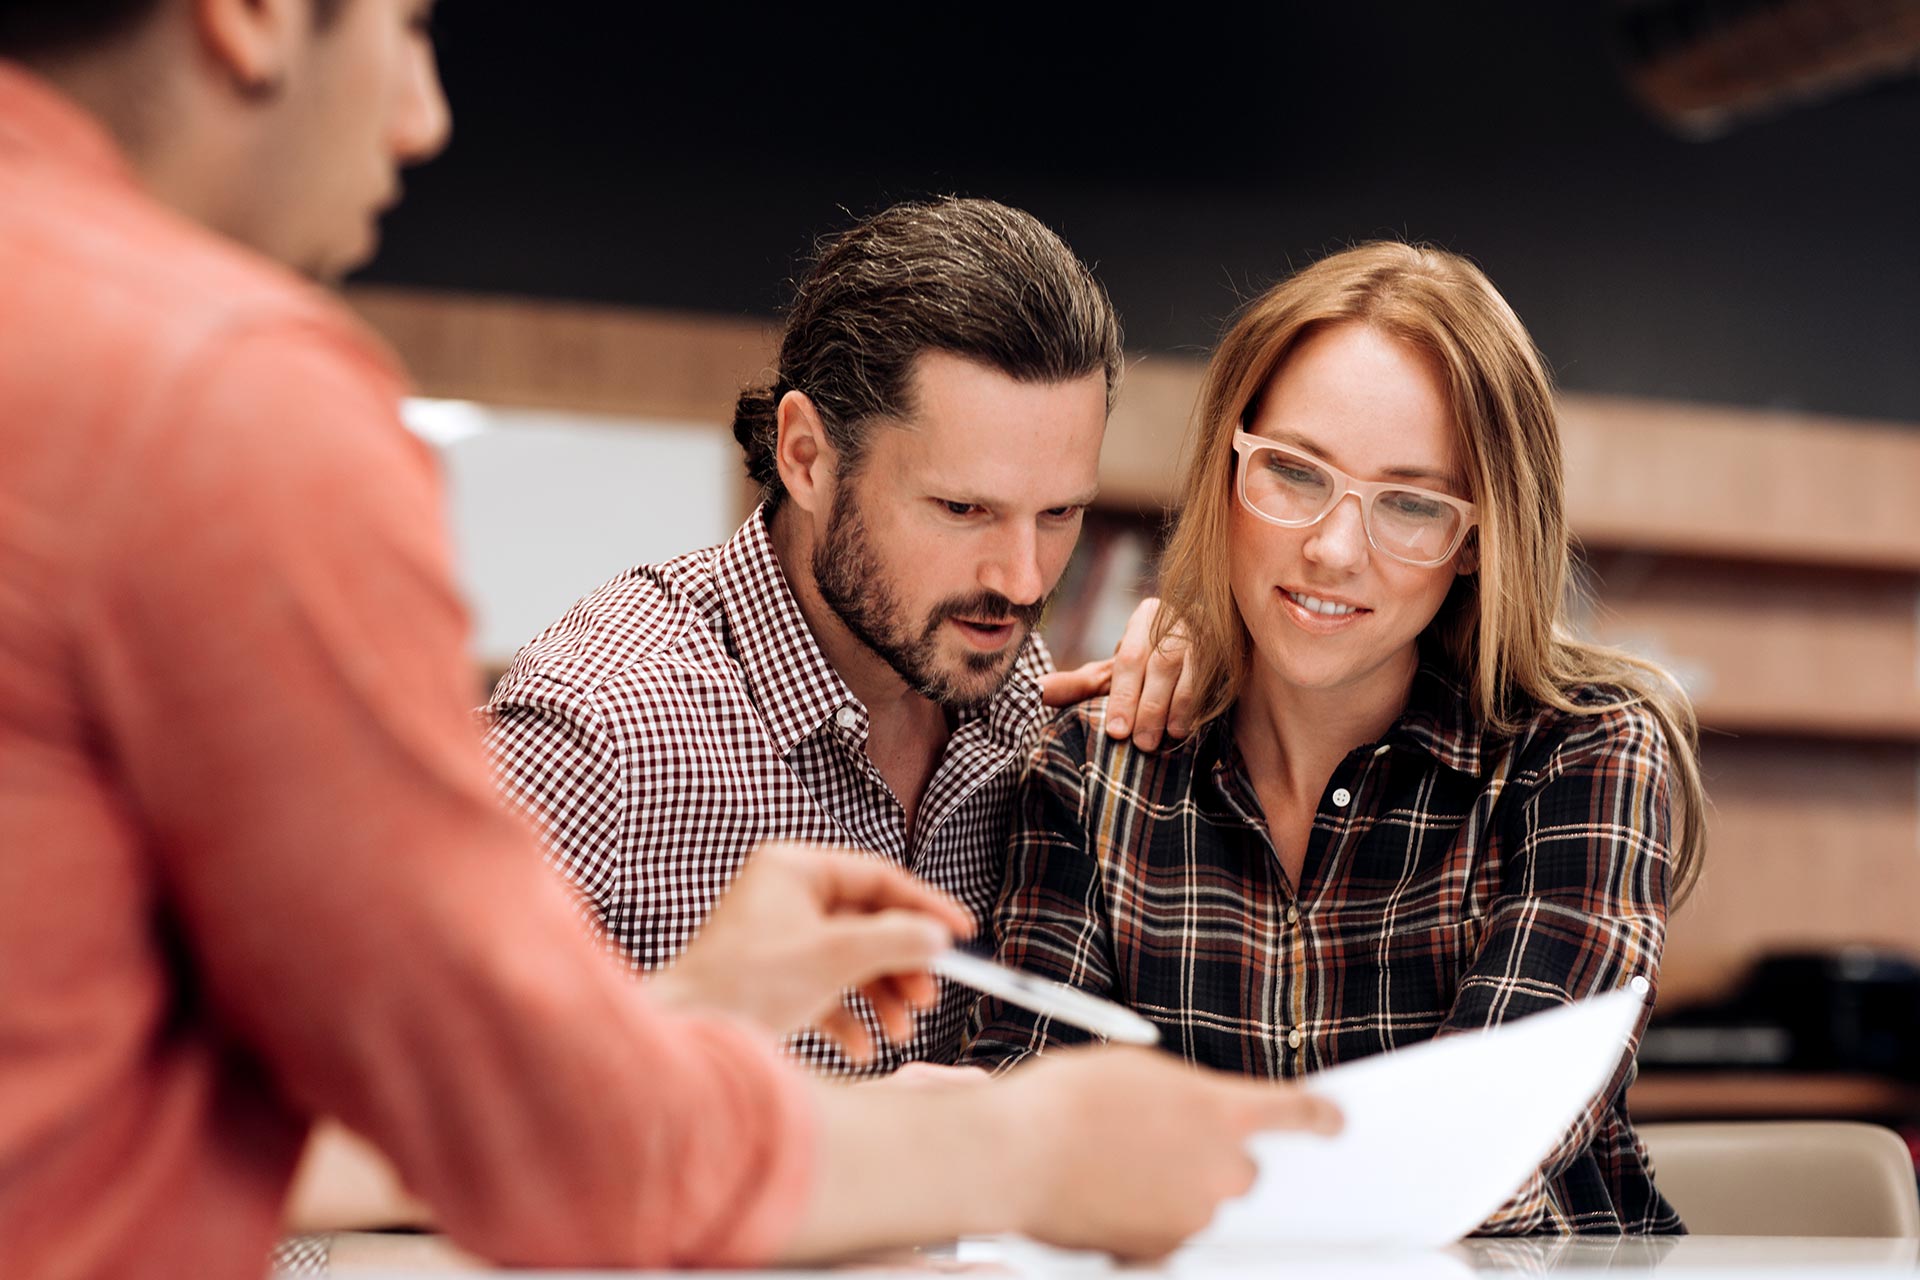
[1267,460,1321,485]
[1382,492,1447,521]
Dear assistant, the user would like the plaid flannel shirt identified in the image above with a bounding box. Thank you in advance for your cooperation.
[480,506,1050,1076]
[962,663,1681,1234]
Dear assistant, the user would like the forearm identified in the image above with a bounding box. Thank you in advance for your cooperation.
[777,1080,1026,1261]
[281,869,813,1269]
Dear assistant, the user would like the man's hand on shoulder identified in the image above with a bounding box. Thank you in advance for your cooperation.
[1039,597,1195,751]
[649,842,972,1064]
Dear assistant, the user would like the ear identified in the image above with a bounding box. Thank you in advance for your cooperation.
[1454,528,1480,576]
[193,0,307,93]
[774,390,839,518]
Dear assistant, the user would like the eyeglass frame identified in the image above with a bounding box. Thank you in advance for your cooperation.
[1230,430,1479,567]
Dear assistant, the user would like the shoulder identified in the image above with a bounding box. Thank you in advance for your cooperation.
[1502,685,1672,792]
[1030,697,1107,763]
[4,162,395,430]
[8,194,410,559]
[488,548,738,733]
[1028,696,1210,781]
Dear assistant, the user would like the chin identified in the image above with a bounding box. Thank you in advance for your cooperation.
[1253,638,1367,694]
[931,652,1021,708]
[313,224,381,283]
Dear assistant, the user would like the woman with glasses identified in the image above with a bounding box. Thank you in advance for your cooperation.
[961,242,1705,1234]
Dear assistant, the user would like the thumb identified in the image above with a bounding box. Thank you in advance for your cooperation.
[1236,1082,1343,1137]
[811,912,952,990]
[1039,659,1114,708]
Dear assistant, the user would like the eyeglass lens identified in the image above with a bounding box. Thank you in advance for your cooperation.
[1242,445,1462,563]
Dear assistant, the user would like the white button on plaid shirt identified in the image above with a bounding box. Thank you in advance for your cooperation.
[480,505,1051,1076]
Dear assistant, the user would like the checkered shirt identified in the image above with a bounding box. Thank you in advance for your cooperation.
[480,506,1050,1077]
[961,662,1682,1235]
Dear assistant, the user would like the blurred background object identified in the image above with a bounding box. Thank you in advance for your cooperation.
[1617,0,1920,138]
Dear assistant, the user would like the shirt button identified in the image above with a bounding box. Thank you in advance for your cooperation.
[1288,1028,1304,1049]
[1331,787,1352,808]
[834,706,860,731]
[1285,904,1299,925]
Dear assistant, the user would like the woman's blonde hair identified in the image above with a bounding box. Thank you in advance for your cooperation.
[1154,242,1703,900]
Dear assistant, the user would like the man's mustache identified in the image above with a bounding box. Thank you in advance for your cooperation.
[928,590,1049,630]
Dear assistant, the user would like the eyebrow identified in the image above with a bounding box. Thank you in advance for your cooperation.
[1261,429,1464,492]
[938,485,1103,509]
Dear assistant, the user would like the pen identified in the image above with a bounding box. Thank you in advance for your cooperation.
[931,948,1160,1046]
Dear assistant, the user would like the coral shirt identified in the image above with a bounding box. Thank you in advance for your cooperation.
[0,63,812,1280]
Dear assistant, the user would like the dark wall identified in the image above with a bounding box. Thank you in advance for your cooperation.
[358,2,1920,423]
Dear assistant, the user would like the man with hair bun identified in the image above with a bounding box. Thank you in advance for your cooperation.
[485,196,1192,1076]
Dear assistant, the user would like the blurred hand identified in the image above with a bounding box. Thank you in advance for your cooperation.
[1001,1047,1341,1260]
[784,1043,1340,1264]
[1039,597,1194,751]
[651,842,973,1063]
[867,1062,992,1090]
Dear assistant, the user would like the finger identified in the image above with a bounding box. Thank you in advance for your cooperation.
[854,981,918,1047]
[812,911,953,993]
[785,847,976,939]
[1126,643,1183,752]
[865,967,941,1011]
[1038,659,1113,709]
[1164,642,1198,741]
[854,970,926,1030]
[1103,600,1160,738]
[1236,1084,1343,1136]
[815,1001,875,1066]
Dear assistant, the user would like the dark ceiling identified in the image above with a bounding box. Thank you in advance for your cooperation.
[357,2,1920,422]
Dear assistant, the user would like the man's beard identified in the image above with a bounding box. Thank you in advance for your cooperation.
[812,488,1048,713]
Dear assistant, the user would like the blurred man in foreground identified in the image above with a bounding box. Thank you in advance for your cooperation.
[0,1,1338,1277]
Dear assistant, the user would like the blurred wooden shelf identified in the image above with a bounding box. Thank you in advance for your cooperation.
[1629,1071,1920,1122]
[348,286,775,422]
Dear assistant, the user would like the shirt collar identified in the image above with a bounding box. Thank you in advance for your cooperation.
[1196,653,1488,786]
[0,61,139,190]
[712,504,1045,759]
[1388,660,1486,776]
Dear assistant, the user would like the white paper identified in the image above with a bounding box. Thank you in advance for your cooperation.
[980,1235,1473,1280]
[1192,984,1647,1250]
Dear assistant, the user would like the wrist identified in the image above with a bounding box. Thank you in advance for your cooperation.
[643,966,704,1015]
[958,1064,1054,1240]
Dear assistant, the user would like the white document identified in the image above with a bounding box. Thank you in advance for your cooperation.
[1192,983,1648,1250]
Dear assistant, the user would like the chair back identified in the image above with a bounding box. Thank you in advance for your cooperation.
[1639,1120,1920,1238]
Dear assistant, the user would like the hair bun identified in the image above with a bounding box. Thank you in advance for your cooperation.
[731,382,781,488]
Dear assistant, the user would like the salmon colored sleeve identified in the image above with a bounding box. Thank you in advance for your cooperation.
[67,316,815,1267]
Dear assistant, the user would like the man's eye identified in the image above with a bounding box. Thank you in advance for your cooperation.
[1042,505,1084,520]
[942,501,980,517]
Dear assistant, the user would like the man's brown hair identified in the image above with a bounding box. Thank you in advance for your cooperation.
[731,197,1123,506]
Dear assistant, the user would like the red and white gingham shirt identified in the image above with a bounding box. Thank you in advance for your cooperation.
[480,506,1051,1076]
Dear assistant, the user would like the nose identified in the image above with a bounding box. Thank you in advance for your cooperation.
[393,33,452,166]
[1301,493,1370,574]
[980,520,1047,607]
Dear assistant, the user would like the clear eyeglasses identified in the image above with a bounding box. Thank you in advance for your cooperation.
[1231,431,1478,567]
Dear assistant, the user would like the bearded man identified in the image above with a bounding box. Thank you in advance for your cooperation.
[482,197,1191,1074]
